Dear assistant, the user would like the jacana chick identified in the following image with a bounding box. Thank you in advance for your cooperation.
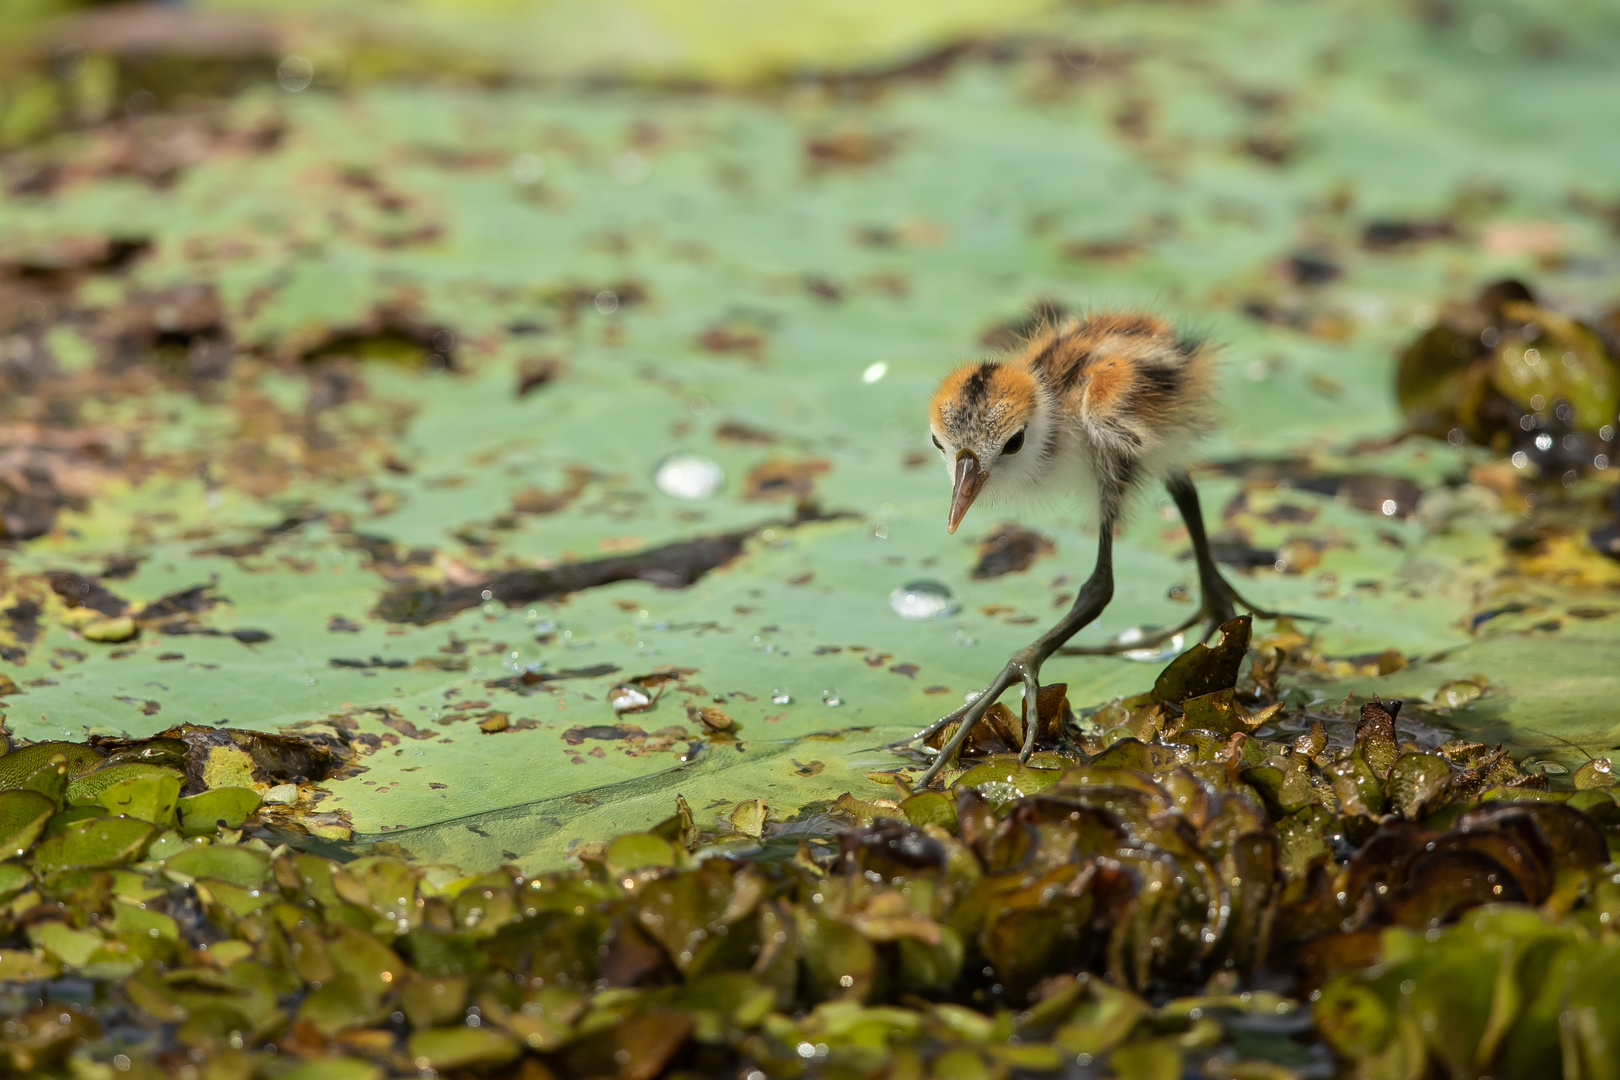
[909,310,1287,785]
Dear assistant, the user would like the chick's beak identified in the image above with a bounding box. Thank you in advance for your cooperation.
[946,450,986,535]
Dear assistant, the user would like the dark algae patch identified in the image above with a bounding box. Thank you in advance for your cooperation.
[2,630,1619,1078]
[373,505,846,625]
[1395,279,1619,474]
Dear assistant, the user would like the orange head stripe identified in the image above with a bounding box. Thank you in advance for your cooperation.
[986,365,1037,416]
[931,362,1038,434]
[930,364,983,428]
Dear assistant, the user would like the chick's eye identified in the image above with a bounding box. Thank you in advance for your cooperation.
[931,434,943,452]
[1002,429,1026,456]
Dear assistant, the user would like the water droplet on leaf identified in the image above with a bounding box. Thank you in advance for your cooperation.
[889,579,957,619]
[655,454,723,500]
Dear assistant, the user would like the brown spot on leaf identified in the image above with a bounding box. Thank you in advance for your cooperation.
[516,355,565,397]
[1362,220,1455,250]
[44,571,128,616]
[805,130,898,172]
[970,523,1055,579]
[695,322,767,359]
[713,420,778,444]
[512,466,591,515]
[742,459,830,501]
[561,724,646,745]
[379,715,435,740]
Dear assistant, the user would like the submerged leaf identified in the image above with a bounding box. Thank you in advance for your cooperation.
[0,743,105,790]
[405,1026,521,1071]
[164,844,270,888]
[0,789,55,858]
[177,787,262,830]
[95,772,183,826]
[32,816,153,874]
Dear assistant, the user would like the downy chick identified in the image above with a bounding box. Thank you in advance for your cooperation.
[908,310,1292,785]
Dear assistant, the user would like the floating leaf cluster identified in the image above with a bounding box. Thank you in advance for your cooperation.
[1,617,1618,1078]
[1396,279,1620,477]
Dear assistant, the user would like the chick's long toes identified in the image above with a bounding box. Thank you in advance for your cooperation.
[1221,580,1324,624]
[911,661,1024,786]
[1015,659,1043,763]
[895,696,975,747]
[1058,612,1201,656]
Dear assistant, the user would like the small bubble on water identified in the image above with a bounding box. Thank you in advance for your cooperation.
[771,689,791,705]
[655,454,723,500]
[821,690,842,707]
[889,579,957,619]
[277,55,314,93]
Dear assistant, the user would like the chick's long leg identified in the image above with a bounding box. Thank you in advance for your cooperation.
[1061,469,1312,656]
[907,523,1116,788]
[1166,469,1289,630]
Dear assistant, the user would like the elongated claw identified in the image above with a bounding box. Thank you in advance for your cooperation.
[1059,578,1320,658]
[1059,611,1202,657]
[903,518,1117,788]
[913,661,1023,787]
[888,696,976,750]
[1016,660,1042,764]
[1222,583,1323,625]
[907,649,1048,787]
[1204,577,1323,632]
